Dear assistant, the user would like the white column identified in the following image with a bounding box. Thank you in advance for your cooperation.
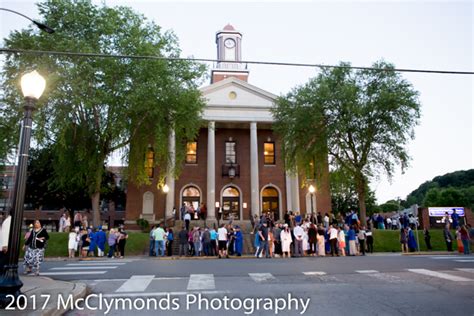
[291,174,300,212]
[165,128,175,219]
[207,121,216,220]
[285,171,293,212]
[250,122,260,216]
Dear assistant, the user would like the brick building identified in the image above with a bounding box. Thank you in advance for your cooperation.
[125,25,332,226]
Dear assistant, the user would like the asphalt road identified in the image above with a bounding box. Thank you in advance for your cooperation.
[36,254,474,316]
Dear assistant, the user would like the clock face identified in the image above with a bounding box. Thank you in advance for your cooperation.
[224,38,235,48]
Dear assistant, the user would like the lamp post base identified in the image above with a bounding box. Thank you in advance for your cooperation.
[0,264,23,308]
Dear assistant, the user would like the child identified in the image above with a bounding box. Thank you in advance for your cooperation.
[68,227,79,258]
[107,228,117,258]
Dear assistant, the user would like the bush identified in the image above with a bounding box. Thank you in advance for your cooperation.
[136,218,149,232]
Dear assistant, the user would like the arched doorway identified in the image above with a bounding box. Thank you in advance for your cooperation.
[181,185,201,211]
[262,187,280,221]
[222,186,240,220]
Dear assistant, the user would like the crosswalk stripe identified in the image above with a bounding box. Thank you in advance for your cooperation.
[66,263,127,266]
[430,257,460,259]
[103,290,229,298]
[356,270,379,274]
[50,266,118,270]
[187,274,215,290]
[456,268,474,273]
[249,273,276,282]
[454,260,474,262]
[116,275,155,292]
[303,271,327,276]
[40,271,107,276]
[407,269,473,282]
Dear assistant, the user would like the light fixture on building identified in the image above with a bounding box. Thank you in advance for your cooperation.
[162,184,169,193]
[308,184,315,216]
[215,202,220,208]
[243,202,247,209]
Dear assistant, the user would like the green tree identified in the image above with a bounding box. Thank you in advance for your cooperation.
[273,61,420,225]
[0,0,206,225]
[406,169,474,207]
[330,168,376,215]
[379,202,400,213]
[423,187,440,206]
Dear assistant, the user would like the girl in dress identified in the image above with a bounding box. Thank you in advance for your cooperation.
[68,227,79,258]
[280,224,293,258]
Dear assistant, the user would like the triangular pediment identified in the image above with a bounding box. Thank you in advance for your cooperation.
[199,77,277,122]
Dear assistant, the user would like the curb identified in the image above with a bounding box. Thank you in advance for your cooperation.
[45,280,88,316]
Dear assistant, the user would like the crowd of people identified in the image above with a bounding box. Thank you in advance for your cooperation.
[148,223,244,258]
[66,224,129,259]
[0,206,472,278]
[439,210,471,255]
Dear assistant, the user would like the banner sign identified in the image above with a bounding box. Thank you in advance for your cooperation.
[428,207,464,217]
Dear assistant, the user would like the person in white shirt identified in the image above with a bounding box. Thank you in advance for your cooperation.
[293,224,304,257]
[328,225,339,256]
[0,210,12,276]
[323,213,330,229]
[59,213,67,232]
[217,224,228,258]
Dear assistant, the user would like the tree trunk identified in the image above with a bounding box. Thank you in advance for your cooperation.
[356,175,367,226]
[91,168,102,227]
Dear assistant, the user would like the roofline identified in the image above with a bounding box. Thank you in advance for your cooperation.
[200,77,278,100]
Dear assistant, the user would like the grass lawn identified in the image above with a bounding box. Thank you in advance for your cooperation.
[25,229,459,257]
[373,229,449,252]
[20,232,150,258]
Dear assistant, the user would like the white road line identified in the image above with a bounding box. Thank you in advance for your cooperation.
[66,263,127,266]
[303,271,327,276]
[116,275,155,292]
[40,271,107,276]
[50,266,118,270]
[249,273,276,283]
[455,260,474,262]
[187,274,215,290]
[407,269,473,282]
[355,270,405,283]
[456,268,474,273]
[103,290,229,298]
[430,257,461,259]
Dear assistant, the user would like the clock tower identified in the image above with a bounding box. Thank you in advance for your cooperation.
[211,24,249,83]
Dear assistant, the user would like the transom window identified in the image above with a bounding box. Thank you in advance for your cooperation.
[225,141,236,164]
[264,142,275,165]
[186,142,197,164]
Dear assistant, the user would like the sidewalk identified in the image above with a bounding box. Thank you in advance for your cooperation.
[6,276,87,316]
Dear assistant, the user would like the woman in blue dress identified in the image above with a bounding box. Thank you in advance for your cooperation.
[234,226,243,256]
[407,227,417,252]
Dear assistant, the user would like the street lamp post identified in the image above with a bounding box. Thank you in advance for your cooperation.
[0,70,46,306]
[162,184,169,226]
[308,184,315,220]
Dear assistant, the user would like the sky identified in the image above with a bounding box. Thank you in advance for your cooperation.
[0,0,472,204]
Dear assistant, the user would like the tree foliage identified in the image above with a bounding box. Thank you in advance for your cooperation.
[330,167,376,215]
[273,61,421,224]
[0,0,206,224]
[423,186,471,208]
[406,169,474,207]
